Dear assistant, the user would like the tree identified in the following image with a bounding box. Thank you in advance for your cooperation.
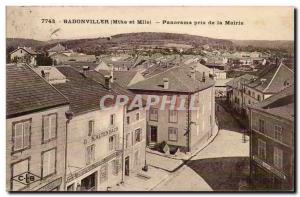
[36,54,53,66]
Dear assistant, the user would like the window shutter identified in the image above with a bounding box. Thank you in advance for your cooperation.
[49,149,56,174]
[50,114,56,139]
[115,135,119,150]
[14,123,23,150]
[43,152,49,177]
[23,121,30,148]
[43,116,49,141]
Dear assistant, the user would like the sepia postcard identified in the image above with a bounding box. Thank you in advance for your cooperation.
[6,6,295,192]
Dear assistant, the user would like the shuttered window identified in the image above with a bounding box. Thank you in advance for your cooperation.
[88,120,94,136]
[274,147,283,169]
[86,144,95,165]
[13,120,31,152]
[42,148,56,178]
[43,114,57,142]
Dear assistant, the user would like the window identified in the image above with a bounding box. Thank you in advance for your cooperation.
[168,127,178,141]
[86,144,95,165]
[135,129,142,143]
[110,114,115,125]
[42,148,56,178]
[149,108,158,121]
[136,113,140,121]
[99,164,108,184]
[125,133,131,148]
[274,125,283,142]
[257,95,261,101]
[248,90,250,95]
[12,119,31,152]
[169,110,178,123]
[111,158,120,175]
[11,158,29,191]
[248,100,250,104]
[274,147,283,169]
[126,116,130,125]
[258,139,266,160]
[109,135,116,151]
[43,114,57,143]
[88,120,94,136]
[259,119,265,133]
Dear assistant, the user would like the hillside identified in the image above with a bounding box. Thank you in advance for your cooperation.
[7,32,294,54]
[231,39,294,51]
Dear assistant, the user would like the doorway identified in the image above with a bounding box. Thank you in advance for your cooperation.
[125,156,130,176]
[81,172,97,191]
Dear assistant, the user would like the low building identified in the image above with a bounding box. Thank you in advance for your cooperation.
[129,66,217,153]
[10,46,37,65]
[249,85,294,191]
[50,52,96,64]
[47,43,68,56]
[6,63,69,191]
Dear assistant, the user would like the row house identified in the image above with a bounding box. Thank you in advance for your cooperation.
[85,68,147,179]
[249,85,294,191]
[243,62,294,113]
[6,64,69,191]
[51,65,146,191]
[226,62,294,116]
[226,74,256,114]
[129,65,217,153]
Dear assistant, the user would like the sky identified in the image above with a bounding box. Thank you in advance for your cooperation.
[6,6,294,41]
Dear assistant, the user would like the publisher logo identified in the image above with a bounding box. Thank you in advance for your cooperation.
[12,171,41,185]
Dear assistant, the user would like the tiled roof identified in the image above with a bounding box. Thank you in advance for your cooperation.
[10,47,38,55]
[53,66,118,115]
[129,66,215,93]
[247,63,294,93]
[250,85,294,121]
[48,43,66,52]
[7,64,69,118]
[97,70,140,88]
[226,74,256,89]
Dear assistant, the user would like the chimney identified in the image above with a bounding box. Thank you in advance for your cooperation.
[163,78,169,89]
[202,72,206,82]
[110,64,114,83]
[190,66,196,80]
[82,66,89,76]
[104,75,111,90]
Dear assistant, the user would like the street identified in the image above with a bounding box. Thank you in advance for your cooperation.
[153,103,250,191]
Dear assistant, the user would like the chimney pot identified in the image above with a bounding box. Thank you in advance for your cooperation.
[163,78,169,89]
[104,75,111,90]
[202,72,206,82]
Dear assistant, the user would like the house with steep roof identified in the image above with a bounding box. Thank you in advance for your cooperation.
[129,66,217,153]
[249,85,294,190]
[243,62,294,112]
[10,46,38,65]
[47,43,67,56]
[6,63,69,191]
